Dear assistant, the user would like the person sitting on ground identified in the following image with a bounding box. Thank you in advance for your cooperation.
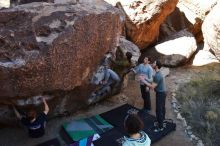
[13,98,49,138]
[123,114,151,146]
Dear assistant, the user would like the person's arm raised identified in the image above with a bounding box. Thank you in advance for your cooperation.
[13,106,22,119]
[42,98,49,115]
[130,65,139,74]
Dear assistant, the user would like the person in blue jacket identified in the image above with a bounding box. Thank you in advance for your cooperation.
[131,56,153,112]
[100,68,121,95]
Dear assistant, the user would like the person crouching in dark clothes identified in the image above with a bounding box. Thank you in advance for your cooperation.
[140,60,167,132]
[108,51,133,79]
[13,98,49,138]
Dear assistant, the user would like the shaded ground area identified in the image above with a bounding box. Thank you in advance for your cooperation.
[2,63,219,146]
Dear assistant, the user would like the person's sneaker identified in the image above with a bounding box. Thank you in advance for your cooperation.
[154,121,158,127]
[154,127,164,132]
[163,122,167,129]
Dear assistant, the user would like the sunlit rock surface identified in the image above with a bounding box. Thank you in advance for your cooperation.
[142,30,197,67]
[202,2,220,60]
[193,50,219,66]
[105,0,178,49]
[159,0,218,43]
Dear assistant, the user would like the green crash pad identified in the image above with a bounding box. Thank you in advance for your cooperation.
[63,115,113,141]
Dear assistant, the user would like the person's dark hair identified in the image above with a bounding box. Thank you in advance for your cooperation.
[126,52,132,63]
[27,109,37,121]
[124,114,144,135]
[139,56,152,64]
[155,60,162,69]
[147,56,152,63]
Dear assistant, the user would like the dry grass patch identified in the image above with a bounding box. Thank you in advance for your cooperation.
[176,75,220,146]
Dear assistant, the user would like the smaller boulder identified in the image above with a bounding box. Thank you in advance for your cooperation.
[143,30,197,67]
[118,36,141,66]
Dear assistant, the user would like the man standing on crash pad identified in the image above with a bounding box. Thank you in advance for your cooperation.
[140,60,166,132]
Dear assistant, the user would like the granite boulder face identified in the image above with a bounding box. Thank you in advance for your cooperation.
[159,0,218,43]
[202,2,220,61]
[10,0,53,6]
[0,1,122,112]
[106,0,178,49]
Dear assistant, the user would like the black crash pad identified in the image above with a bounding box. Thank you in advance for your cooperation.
[36,138,61,146]
[94,104,176,146]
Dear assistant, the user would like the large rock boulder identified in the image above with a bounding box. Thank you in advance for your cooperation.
[159,0,218,43]
[202,2,220,60]
[0,0,53,8]
[180,0,218,18]
[142,30,197,67]
[105,0,178,49]
[0,0,122,124]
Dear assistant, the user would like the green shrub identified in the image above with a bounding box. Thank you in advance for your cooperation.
[176,75,220,146]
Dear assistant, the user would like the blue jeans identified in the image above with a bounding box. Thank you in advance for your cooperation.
[156,92,166,128]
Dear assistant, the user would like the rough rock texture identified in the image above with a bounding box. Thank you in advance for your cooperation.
[118,36,140,65]
[202,2,220,60]
[159,0,218,43]
[192,50,219,66]
[105,0,178,49]
[0,0,122,124]
[104,0,118,6]
[142,30,197,67]
[10,0,53,6]
[179,0,218,19]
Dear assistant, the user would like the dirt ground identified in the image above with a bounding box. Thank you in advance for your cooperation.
[2,64,218,146]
